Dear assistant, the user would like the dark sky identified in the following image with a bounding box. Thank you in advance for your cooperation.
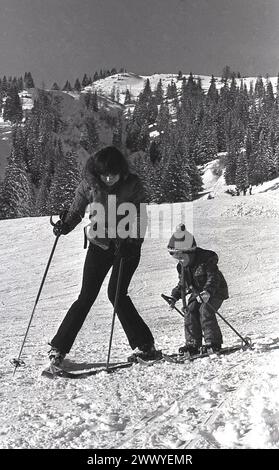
[0,0,279,86]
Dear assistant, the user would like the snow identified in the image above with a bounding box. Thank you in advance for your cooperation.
[199,157,279,220]
[81,72,279,105]
[19,90,33,110]
[1,177,279,450]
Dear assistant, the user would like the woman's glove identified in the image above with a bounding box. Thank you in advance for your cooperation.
[53,211,71,236]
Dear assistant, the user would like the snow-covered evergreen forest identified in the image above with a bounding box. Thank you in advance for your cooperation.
[1,66,279,219]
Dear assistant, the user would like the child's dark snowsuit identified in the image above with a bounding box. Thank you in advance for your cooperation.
[171,248,229,349]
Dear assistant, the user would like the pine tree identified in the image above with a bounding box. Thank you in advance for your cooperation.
[137,120,150,151]
[24,72,35,89]
[110,85,116,101]
[142,79,152,101]
[3,87,23,123]
[112,114,123,148]
[17,77,24,91]
[1,132,33,218]
[157,102,170,134]
[2,76,8,93]
[148,96,158,123]
[160,138,192,203]
[51,82,60,90]
[174,130,203,197]
[83,91,91,109]
[177,71,183,80]
[133,93,149,125]
[264,80,274,112]
[62,80,72,91]
[155,79,164,105]
[166,83,173,100]
[80,113,99,153]
[124,89,131,104]
[276,73,279,109]
[228,75,238,109]
[149,140,161,164]
[235,150,249,194]
[47,151,81,214]
[125,121,141,153]
[274,142,279,176]
[116,88,120,102]
[234,81,249,128]
[82,74,90,88]
[207,75,219,104]
[74,78,81,92]
[254,76,265,106]
[195,110,218,164]
[222,65,232,81]
[36,175,50,215]
[91,91,99,112]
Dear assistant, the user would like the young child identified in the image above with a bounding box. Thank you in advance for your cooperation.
[168,225,229,355]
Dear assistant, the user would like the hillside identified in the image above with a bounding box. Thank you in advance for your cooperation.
[200,155,279,216]
[1,70,278,185]
[82,72,278,104]
[1,178,279,449]
[0,87,122,181]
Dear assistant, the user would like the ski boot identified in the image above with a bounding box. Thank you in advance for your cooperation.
[178,344,200,356]
[127,344,162,363]
[202,343,222,354]
[48,346,66,368]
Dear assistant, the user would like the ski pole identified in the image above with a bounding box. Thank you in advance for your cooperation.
[106,257,124,370]
[161,294,184,318]
[193,288,252,347]
[11,217,61,376]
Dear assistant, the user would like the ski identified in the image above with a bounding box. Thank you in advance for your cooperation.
[163,343,252,363]
[136,356,164,366]
[41,361,134,379]
[41,344,253,379]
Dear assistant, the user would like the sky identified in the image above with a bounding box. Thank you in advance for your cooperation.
[0,0,279,87]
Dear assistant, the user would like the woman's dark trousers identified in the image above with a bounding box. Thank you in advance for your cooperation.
[51,243,154,354]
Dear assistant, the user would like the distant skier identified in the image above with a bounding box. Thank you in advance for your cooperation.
[48,146,161,366]
[168,225,229,355]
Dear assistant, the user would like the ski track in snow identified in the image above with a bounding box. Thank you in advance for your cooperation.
[1,190,279,449]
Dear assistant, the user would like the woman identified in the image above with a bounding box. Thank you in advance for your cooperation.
[49,146,161,365]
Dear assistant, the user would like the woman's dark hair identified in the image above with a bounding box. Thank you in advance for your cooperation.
[86,146,129,177]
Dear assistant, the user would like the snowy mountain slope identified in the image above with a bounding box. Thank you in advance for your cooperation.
[83,72,279,104]
[200,156,279,219]
[1,184,279,449]
[1,71,277,181]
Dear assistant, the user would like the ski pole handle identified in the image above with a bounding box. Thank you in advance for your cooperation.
[161,294,184,318]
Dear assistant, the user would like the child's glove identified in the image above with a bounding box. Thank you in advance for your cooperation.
[197,290,210,303]
[168,297,177,309]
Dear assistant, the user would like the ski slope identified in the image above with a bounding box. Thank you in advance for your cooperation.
[1,183,279,449]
